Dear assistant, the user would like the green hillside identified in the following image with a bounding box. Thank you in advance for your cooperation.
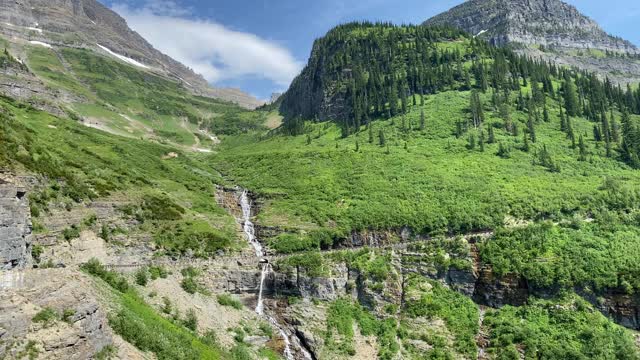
[211,22,640,358]
[23,40,267,147]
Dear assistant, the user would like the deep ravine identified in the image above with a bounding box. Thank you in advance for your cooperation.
[239,190,313,360]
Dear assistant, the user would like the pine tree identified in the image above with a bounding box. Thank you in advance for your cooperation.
[543,106,550,122]
[522,133,530,152]
[563,76,580,117]
[306,134,312,145]
[560,107,567,132]
[578,135,587,161]
[528,113,537,143]
[389,79,398,116]
[611,116,620,143]
[470,90,484,128]
[368,124,374,143]
[593,125,602,142]
[420,109,426,131]
[355,140,360,152]
[378,129,386,146]
[488,125,496,144]
[479,131,485,152]
[497,142,511,158]
[467,133,476,150]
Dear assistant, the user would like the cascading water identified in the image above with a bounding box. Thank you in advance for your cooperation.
[240,190,263,257]
[240,190,312,360]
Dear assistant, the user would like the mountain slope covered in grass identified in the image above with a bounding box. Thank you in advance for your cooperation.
[212,22,640,357]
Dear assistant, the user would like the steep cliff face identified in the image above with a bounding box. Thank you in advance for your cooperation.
[424,0,640,84]
[0,269,146,359]
[0,175,33,270]
[0,0,262,108]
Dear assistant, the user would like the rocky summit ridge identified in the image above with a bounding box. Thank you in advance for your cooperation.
[0,0,263,109]
[425,0,640,84]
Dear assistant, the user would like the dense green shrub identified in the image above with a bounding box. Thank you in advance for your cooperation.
[81,258,129,293]
[148,265,169,280]
[485,297,640,359]
[182,309,198,331]
[216,294,243,310]
[32,308,58,327]
[135,268,149,286]
[140,194,185,221]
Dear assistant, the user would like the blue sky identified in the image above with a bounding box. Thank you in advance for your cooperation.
[104,0,640,100]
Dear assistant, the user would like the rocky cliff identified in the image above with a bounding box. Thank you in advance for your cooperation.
[0,0,263,108]
[0,174,33,270]
[424,0,640,84]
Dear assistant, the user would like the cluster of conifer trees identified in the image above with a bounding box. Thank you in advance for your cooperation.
[280,22,640,168]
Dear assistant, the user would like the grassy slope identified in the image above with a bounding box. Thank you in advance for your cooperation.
[0,95,238,256]
[84,260,228,360]
[215,89,640,234]
[24,43,267,147]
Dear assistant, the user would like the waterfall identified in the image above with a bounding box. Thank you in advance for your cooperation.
[240,190,263,257]
[240,190,312,360]
[255,263,269,315]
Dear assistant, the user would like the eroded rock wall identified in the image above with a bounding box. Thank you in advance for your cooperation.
[0,177,32,270]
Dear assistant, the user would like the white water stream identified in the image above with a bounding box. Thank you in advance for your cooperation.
[239,190,311,360]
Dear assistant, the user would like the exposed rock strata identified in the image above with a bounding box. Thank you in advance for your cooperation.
[0,175,33,270]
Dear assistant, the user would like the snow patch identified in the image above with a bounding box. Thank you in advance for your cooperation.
[97,44,150,69]
[475,30,488,38]
[5,22,43,33]
[195,148,212,153]
[29,40,52,48]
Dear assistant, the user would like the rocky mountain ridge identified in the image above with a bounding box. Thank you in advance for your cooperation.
[425,0,640,84]
[0,0,263,109]
[425,0,637,52]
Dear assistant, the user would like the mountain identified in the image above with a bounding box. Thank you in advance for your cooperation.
[4,5,640,360]
[424,0,640,84]
[0,0,263,109]
[221,22,640,359]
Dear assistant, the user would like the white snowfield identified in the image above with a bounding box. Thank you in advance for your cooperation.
[5,22,43,33]
[97,44,150,69]
[29,40,52,48]
[475,29,488,37]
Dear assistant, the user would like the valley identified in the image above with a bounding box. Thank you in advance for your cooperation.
[2,0,640,359]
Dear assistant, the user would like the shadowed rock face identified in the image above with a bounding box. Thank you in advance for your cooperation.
[424,0,640,84]
[0,0,263,109]
[0,179,32,270]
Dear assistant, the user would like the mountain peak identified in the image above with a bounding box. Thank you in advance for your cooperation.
[425,0,637,53]
[0,0,263,108]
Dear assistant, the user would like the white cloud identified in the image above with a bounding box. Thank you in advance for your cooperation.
[111,0,303,87]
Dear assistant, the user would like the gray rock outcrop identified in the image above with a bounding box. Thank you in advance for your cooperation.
[0,178,32,270]
[424,0,640,84]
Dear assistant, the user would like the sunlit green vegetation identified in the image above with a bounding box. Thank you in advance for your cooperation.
[26,44,267,148]
[82,259,228,359]
[0,95,237,254]
[485,296,640,359]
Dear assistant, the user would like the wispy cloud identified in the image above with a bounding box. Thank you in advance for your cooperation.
[111,0,303,87]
